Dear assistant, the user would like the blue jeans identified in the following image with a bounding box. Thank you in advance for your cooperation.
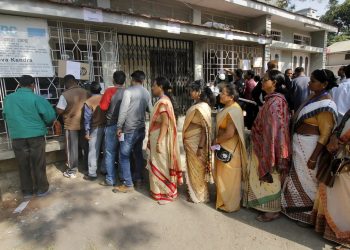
[119,128,145,187]
[87,127,104,177]
[103,124,118,185]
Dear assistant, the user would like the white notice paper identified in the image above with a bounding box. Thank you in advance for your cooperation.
[83,7,103,23]
[66,61,81,79]
[253,57,263,68]
[240,60,251,71]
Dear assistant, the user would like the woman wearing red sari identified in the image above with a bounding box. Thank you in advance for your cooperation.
[243,70,291,222]
[147,77,183,205]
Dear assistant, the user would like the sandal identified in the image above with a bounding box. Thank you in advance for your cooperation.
[256,213,280,222]
[158,200,171,205]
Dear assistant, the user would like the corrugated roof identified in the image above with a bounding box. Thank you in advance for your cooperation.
[327,40,350,53]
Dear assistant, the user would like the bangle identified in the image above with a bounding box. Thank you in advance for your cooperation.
[309,159,317,163]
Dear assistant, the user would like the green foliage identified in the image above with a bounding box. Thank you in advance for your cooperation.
[321,0,350,45]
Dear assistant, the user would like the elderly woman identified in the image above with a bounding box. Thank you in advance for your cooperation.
[183,80,215,203]
[214,84,247,212]
[147,77,183,205]
[282,69,338,226]
[243,70,291,222]
[313,108,350,249]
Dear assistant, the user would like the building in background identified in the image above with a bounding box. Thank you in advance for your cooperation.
[0,0,337,152]
[326,40,350,75]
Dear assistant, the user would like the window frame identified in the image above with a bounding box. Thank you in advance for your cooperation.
[293,33,311,46]
[271,29,282,42]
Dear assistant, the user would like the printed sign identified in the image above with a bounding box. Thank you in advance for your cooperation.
[0,14,54,77]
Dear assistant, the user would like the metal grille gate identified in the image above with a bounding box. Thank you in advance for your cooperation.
[0,22,118,150]
[203,43,263,83]
[117,34,194,114]
[0,26,194,151]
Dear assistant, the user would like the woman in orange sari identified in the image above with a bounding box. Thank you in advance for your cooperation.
[147,77,183,205]
[183,80,215,203]
[214,84,248,212]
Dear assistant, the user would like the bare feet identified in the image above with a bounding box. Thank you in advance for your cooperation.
[256,212,280,222]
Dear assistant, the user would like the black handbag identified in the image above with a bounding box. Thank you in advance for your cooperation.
[215,147,232,163]
[215,140,239,163]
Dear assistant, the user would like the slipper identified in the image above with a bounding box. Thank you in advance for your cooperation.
[256,213,280,222]
[158,200,171,205]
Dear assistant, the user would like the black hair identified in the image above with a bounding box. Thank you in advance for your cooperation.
[222,83,239,102]
[154,77,179,118]
[254,75,261,83]
[267,60,278,70]
[294,67,305,74]
[19,75,34,87]
[344,64,350,78]
[189,80,215,107]
[311,69,338,90]
[235,69,243,78]
[267,70,287,94]
[246,70,255,78]
[285,69,292,75]
[131,70,146,83]
[113,71,126,85]
[90,81,101,94]
[63,74,76,86]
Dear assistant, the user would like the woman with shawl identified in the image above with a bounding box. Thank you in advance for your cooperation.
[244,70,291,222]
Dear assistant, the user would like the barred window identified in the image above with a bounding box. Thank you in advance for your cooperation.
[294,34,311,45]
[271,30,282,41]
[345,53,350,60]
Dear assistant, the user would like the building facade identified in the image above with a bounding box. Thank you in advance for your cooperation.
[0,0,337,151]
[326,40,350,75]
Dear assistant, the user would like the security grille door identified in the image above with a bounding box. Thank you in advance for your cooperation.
[117,34,194,115]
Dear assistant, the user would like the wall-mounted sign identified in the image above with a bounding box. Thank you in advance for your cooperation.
[0,14,53,77]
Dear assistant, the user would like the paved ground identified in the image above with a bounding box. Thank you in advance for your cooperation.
[0,161,336,250]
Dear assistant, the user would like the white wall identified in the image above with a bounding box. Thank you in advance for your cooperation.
[327,53,350,66]
[271,24,310,44]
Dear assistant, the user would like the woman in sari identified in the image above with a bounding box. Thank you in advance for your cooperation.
[313,109,350,249]
[282,69,338,225]
[214,84,247,212]
[147,77,183,205]
[243,70,291,222]
[183,80,215,203]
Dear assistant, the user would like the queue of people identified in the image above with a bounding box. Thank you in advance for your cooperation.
[3,63,350,249]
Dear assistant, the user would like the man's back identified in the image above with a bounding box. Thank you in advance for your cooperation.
[3,88,55,139]
[291,75,310,111]
[332,79,350,116]
[117,85,151,133]
[61,86,90,130]
[106,87,125,126]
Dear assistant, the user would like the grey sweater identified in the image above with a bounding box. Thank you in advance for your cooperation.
[117,84,152,133]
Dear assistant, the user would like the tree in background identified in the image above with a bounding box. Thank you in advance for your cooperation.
[321,0,350,45]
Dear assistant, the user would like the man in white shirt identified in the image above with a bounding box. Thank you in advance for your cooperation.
[332,64,350,123]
